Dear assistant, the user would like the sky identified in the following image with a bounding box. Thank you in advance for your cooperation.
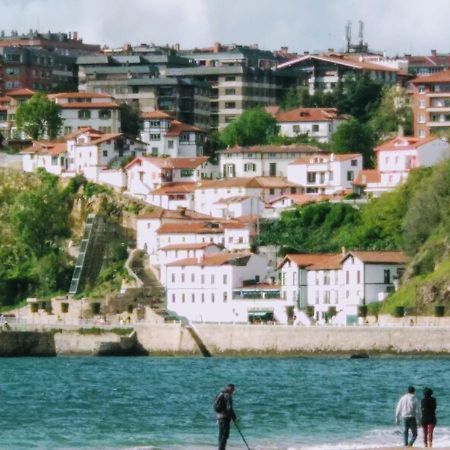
[1,0,449,56]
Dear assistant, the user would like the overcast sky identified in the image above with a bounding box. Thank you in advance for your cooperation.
[1,0,449,56]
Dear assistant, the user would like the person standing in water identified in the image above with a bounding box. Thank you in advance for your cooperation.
[214,383,236,450]
[395,386,421,447]
[421,387,437,447]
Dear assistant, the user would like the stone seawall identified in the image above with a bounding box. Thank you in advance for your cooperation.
[135,324,450,355]
[0,331,56,356]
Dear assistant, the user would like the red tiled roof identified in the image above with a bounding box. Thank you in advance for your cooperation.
[166,252,252,267]
[137,207,215,221]
[6,88,36,97]
[274,107,343,123]
[290,153,361,165]
[21,141,66,156]
[160,243,219,251]
[55,102,119,109]
[48,92,112,99]
[411,69,450,84]
[63,127,103,139]
[126,156,208,170]
[197,177,300,190]
[150,182,197,195]
[263,106,281,118]
[278,253,341,270]
[157,220,245,234]
[220,144,324,155]
[345,251,408,264]
[140,110,174,120]
[353,169,381,186]
[165,120,205,136]
[214,195,252,205]
[79,133,122,146]
[374,136,439,152]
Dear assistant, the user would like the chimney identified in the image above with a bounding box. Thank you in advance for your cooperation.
[73,31,78,41]
[431,49,437,56]
[341,246,346,256]
[280,46,288,53]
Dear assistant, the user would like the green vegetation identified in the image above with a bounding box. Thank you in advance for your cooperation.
[119,102,140,138]
[77,327,134,335]
[15,92,63,140]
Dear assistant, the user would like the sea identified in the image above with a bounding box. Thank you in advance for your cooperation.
[1,356,449,450]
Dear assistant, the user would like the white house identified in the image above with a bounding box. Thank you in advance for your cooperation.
[287,153,363,195]
[212,195,266,219]
[48,92,120,136]
[22,141,67,175]
[165,252,279,323]
[125,156,208,205]
[219,144,326,178]
[140,110,206,157]
[278,251,407,326]
[266,107,347,143]
[194,177,301,217]
[353,136,450,197]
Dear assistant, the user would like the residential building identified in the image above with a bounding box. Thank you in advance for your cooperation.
[353,136,450,196]
[76,52,210,129]
[411,69,450,138]
[405,50,450,77]
[287,153,363,195]
[125,156,209,206]
[21,141,67,175]
[278,251,407,325]
[219,144,326,178]
[165,252,273,323]
[266,107,347,143]
[0,87,35,140]
[48,92,120,135]
[139,110,205,157]
[277,53,400,95]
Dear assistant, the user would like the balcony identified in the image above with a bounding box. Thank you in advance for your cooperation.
[233,284,281,300]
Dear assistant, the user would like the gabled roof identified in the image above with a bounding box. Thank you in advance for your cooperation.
[21,141,67,156]
[197,177,299,190]
[137,207,214,221]
[278,253,341,270]
[6,88,36,97]
[411,68,450,84]
[166,252,252,267]
[165,120,205,136]
[150,182,197,195]
[125,156,208,170]
[344,251,408,264]
[219,144,324,155]
[353,169,381,186]
[160,243,221,251]
[77,133,122,146]
[214,195,253,205]
[274,107,344,123]
[157,220,246,235]
[290,153,361,165]
[63,127,103,140]
[374,136,439,152]
[140,110,175,120]
[48,92,113,99]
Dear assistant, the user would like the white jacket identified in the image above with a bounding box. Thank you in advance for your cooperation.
[395,393,421,422]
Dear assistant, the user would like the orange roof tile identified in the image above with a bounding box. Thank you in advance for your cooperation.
[6,88,35,97]
[270,194,331,205]
[353,169,381,186]
[345,251,408,264]
[21,141,66,156]
[56,102,119,109]
[278,253,341,270]
[140,110,174,120]
[166,252,252,267]
[48,92,112,99]
[411,69,450,84]
[77,133,122,146]
[374,136,439,152]
[137,207,215,221]
[157,220,245,234]
[63,127,104,139]
[220,144,323,155]
[150,182,197,195]
[214,195,252,205]
[126,156,208,171]
[165,120,205,136]
[290,153,361,165]
[275,107,343,123]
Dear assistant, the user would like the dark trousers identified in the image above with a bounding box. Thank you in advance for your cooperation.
[423,423,435,447]
[403,417,417,446]
[218,418,231,450]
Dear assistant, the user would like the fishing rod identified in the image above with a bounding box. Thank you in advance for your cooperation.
[233,419,252,450]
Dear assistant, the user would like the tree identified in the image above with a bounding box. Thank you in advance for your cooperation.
[119,102,140,137]
[336,73,383,123]
[330,118,376,167]
[219,108,278,147]
[15,92,63,140]
[280,86,300,110]
[370,85,413,137]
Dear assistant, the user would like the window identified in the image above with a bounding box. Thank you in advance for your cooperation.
[168,140,174,149]
[244,163,256,172]
[346,271,349,284]
[223,274,227,284]
[78,110,91,119]
[211,275,215,284]
[351,159,358,167]
[307,172,316,183]
[181,274,185,283]
[419,129,426,138]
[225,88,236,95]
[418,85,425,93]
[225,102,236,109]
[64,126,72,134]
[150,120,160,127]
[180,133,189,143]
[51,156,58,166]
[191,293,195,303]
[150,134,161,141]
[312,124,319,132]
[102,150,108,157]
[324,291,330,304]
[191,273,195,282]
[99,110,111,120]
[329,171,334,181]
[172,294,175,303]
[201,274,205,284]
[225,76,236,81]
[419,114,426,124]
[182,294,185,303]
[357,271,361,283]
[419,99,426,108]
[180,169,194,177]
[201,293,205,303]
[293,125,300,133]
[384,270,391,284]
[347,171,354,181]
[269,188,275,195]
[171,274,175,283]
[211,293,215,303]
[324,271,330,285]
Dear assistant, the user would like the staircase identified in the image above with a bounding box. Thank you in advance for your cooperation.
[185,323,212,357]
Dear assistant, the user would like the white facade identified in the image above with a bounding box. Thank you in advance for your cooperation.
[219,145,324,178]
[140,111,205,158]
[49,92,120,136]
[287,153,363,195]
[165,253,274,323]
[279,251,407,326]
[22,142,67,175]
[213,196,265,219]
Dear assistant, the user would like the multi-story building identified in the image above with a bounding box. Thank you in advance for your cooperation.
[353,136,450,196]
[219,144,325,178]
[266,106,347,143]
[0,87,35,140]
[287,153,362,195]
[405,50,450,77]
[411,69,450,138]
[139,110,205,157]
[0,30,99,93]
[77,52,210,129]
[168,42,282,129]
[48,92,120,135]
[279,251,407,325]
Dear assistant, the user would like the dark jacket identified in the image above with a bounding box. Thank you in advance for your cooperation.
[421,395,437,425]
[216,391,236,421]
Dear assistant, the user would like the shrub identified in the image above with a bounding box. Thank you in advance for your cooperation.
[306,306,315,317]
[91,302,101,315]
[61,302,69,313]
[393,306,405,318]
[358,305,368,317]
[434,305,445,317]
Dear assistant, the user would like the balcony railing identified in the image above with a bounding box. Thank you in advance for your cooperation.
[233,288,281,300]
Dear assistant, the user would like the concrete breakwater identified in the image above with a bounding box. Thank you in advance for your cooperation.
[3,324,450,356]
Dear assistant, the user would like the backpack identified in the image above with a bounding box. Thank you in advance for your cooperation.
[214,392,226,413]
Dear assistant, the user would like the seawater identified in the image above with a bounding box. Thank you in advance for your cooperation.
[1,356,450,450]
